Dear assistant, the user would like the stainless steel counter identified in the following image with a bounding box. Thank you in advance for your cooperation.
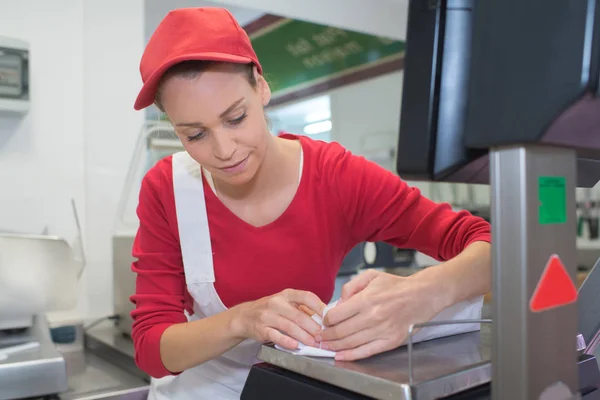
[54,321,149,400]
[84,320,147,381]
[257,326,492,400]
[0,314,149,400]
[72,308,493,400]
[76,317,492,400]
[59,351,149,400]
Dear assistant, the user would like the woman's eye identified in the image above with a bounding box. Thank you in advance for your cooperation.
[186,131,205,142]
[228,113,247,126]
[183,113,246,142]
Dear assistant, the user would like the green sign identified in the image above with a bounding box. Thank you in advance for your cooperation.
[250,19,405,97]
[539,176,567,224]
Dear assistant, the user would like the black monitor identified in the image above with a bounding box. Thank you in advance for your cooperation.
[396,0,600,187]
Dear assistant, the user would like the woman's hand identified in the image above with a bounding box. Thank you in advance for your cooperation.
[232,289,326,350]
[320,269,451,361]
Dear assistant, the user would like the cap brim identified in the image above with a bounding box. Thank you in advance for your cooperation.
[134,52,255,111]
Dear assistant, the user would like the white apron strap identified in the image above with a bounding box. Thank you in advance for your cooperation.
[171,151,214,284]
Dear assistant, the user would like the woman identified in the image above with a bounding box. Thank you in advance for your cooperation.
[130,6,492,399]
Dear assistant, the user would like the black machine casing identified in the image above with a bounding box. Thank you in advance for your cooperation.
[397,0,600,186]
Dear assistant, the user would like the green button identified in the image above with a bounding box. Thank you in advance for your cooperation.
[539,176,567,225]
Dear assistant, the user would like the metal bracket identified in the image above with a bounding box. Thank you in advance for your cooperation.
[407,319,492,384]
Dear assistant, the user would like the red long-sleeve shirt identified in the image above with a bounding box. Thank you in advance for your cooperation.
[130,134,491,378]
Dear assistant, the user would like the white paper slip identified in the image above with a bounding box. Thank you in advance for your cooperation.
[407,295,485,344]
[275,342,337,357]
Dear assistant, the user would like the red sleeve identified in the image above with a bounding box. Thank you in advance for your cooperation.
[325,143,491,261]
[129,158,187,378]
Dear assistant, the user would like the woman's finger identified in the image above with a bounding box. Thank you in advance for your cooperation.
[281,302,323,337]
[320,307,371,342]
[322,294,362,327]
[265,311,318,347]
[273,295,323,336]
[283,289,326,316]
[320,327,379,352]
[340,269,379,301]
[335,338,392,361]
[265,327,298,350]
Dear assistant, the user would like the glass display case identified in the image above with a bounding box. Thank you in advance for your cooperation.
[113,120,183,335]
[114,120,182,236]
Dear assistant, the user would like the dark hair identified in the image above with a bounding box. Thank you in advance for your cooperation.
[154,61,257,112]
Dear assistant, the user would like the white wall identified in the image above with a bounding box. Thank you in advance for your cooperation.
[330,72,403,155]
[0,1,87,315]
[0,0,145,321]
[0,1,85,239]
[83,0,145,318]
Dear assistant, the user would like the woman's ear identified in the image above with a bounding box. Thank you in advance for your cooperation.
[255,67,271,107]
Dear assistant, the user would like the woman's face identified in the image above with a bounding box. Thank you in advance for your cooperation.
[159,63,272,186]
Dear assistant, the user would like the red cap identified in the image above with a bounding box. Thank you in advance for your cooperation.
[134,7,262,110]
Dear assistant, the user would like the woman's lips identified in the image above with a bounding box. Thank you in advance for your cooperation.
[219,156,249,174]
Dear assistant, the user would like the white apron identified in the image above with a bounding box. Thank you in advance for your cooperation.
[147,151,262,400]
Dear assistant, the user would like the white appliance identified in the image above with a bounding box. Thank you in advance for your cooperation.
[0,234,78,330]
[0,36,29,115]
[0,233,78,399]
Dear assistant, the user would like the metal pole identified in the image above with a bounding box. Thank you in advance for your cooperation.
[490,145,579,399]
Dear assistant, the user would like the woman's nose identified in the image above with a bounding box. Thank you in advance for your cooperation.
[212,132,237,161]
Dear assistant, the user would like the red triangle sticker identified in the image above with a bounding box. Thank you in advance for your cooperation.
[530,255,578,312]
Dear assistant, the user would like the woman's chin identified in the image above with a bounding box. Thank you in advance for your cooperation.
[214,167,256,188]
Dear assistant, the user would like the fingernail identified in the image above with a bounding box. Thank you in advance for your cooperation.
[321,342,329,350]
